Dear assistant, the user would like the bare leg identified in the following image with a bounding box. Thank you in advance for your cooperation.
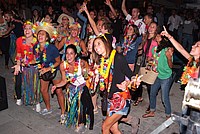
[110,122,121,134]
[102,114,122,134]
[128,64,135,72]
[92,93,98,111]
[53,79,65,115]
[40,79,50,110]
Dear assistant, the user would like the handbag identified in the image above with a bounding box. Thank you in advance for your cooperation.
[139,67,158,84]
[40,70,57,81]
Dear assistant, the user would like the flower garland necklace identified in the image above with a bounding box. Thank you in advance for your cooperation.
[35,42,49,69]
[122,35,136,56]
[151,46,161,72]
[16,36,37,66]
[181,61,198,85]
[99,50,116,92]
[65,59,79,83]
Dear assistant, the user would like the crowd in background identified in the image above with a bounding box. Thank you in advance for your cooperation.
[0,0,199,133]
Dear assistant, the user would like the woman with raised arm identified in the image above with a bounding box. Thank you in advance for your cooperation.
[92,35,141,134]
[55,22,88,59]
[161,26,199,84]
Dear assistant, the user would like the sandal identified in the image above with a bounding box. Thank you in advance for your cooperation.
[132,100,139,106]
[142,112,155,118]
[93,108,98,114]
[138,97,143,102]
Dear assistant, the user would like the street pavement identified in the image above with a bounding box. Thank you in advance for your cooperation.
[0,56,183,134]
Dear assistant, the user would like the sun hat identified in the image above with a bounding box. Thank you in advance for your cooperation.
[57,13,74,25]
[33,22,58,42]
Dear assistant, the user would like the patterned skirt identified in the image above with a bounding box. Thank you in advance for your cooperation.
[65,83,85,128]
[21,66,42,105]
[108,91,131,116]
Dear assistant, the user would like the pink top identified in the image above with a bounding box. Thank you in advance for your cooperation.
[143,39,158,58]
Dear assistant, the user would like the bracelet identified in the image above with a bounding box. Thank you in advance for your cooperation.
[168,36,173,39]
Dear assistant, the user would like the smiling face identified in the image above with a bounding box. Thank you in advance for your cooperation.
[131,8,139,20]
[61,16,69,25]
[66,48,77,64]
[126,25,135,36]
[93,38,106,57]
[97,20,103,32]
[87,38,95,53]
[190,41,200,59]
[37,30,48,43]
[148,22,157,35]
[24,24,33,38]
[70,26,79,37]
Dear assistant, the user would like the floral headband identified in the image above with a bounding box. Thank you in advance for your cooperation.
[23,21,34,33]
[33,21,58,42]
[69,22,81,30]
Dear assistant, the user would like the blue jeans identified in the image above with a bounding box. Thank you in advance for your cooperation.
[150,76,172,116]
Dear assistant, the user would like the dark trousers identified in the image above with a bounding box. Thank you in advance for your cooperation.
[0,36,10,66]
[15,73,22,99]
[81,86,94,130]
[132,82,151,102]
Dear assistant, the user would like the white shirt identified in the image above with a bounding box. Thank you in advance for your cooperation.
[64,60,85,87]
[126,14,146,35]
[167,15,183,31]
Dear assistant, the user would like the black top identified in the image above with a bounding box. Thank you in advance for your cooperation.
[108,53,134,99]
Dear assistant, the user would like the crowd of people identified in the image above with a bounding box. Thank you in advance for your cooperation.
[0,0,199,133]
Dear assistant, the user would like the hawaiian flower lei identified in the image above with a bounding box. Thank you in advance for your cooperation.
[181,61,198,85]
[151,46,161,72]
[65,59,79,83]
[15,36,37,66]
[99,50,116,92]
[122,35,136,56]
[35,42,49,69]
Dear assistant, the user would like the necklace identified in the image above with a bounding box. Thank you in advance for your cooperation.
[16,36,37,66]
[65,59,79,83]
[181,61,198,85]
[99,50,116,92]
[35,42,49,69]
[151,46,161,72]
[122,35,136,56]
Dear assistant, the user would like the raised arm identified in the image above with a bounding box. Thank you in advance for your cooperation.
[161,26,191,60]
[121,0,128,17]
[82,2,100,35]
[105,0,117,18]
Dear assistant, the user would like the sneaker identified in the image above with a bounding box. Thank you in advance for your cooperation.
[16,99,22,106]
[39,108,52,115]
[75,125,85,133]
[60,114,66,124]
[36,103,41,112]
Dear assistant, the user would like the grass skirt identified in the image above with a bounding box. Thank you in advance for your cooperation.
[21,66,42,105]
[65,83,85,128]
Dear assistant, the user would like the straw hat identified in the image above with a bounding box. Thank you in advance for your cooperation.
[33,22,57,42]
[57,13,74,25]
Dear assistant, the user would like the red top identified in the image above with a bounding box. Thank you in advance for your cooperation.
[16,36,37,65]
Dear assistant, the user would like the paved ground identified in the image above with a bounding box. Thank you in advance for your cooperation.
[0,56,184,134]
